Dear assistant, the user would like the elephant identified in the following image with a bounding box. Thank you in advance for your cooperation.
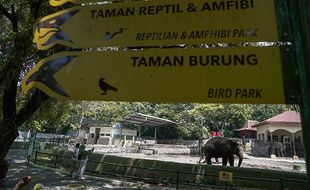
[269,142,286,157]
[256,141,286,157]
[199,137,244,167]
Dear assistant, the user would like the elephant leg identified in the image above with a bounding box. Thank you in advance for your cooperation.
[228,154,234,166]
[222,156,228,166]
[272,147,275,155]
[206,157,212,165]
[267,147,271,157]
[203,157,207,163]
[215,157,219,162]
[198,154,203,163]
[199,147,206,163]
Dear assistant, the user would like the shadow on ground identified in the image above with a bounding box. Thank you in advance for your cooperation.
[2,150,173,190]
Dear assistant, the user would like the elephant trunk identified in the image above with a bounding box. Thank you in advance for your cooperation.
[237,151,243,167]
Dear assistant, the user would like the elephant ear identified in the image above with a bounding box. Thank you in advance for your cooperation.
[229,138,242,149]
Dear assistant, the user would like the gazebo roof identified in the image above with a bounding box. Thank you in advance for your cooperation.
[120,113,178,127]
[234,120,259,131]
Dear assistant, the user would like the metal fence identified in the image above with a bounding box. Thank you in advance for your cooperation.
[32,151,308,190]
[12,137,70,150]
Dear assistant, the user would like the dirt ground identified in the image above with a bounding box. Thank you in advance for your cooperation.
[106,152,307,174]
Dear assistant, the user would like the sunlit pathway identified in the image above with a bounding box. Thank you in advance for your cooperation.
[4,150,173,190]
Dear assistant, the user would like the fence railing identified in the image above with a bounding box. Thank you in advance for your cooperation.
[32,151,308,190]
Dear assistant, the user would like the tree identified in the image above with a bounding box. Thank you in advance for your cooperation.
[249,104,288,122]
[0,0,49,162]
[22,99,74,133]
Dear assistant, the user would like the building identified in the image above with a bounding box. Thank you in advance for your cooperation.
[252,111,304,157]
[253,111,302,143]
[234,120,259,144]
[83,120,137,146]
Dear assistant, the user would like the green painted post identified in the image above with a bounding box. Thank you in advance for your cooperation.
[176,171,179,189]
[280,178,283,190]
[287,0,310,183]
[54,155,57,168]
[27,130,37,163]
[34,151,38,164]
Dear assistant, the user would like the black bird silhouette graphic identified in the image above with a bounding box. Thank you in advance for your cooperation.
[104,28,127,41]
[99,78,118,95]
[26,56,77,97]
[35,8,80,47]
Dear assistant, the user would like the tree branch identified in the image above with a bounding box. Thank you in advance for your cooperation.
[16,89,49,127]
[2,68,18,120]
[0,4,18,32]
[10,4,18,32]
[0,4,12,21]
[0,63,10,88]
[30,0,43,20]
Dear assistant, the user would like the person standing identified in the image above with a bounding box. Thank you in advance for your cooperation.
[76,144,94,179]
[69,140,80,177]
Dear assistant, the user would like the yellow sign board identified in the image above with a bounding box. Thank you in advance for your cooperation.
[36,0,279,50]
[22,47,284,103]
[49,0,99,6]
[49,0,79,6]
[219,171,233,182]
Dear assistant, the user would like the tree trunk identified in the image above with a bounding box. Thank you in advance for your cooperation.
[0,88,48,162]
[0,121,19,161]
[0,159,11,187]
[0,0,46,171]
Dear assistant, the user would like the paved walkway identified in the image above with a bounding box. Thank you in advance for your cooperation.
[2,150,174,190]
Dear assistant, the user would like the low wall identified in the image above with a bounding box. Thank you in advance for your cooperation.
[157,140,199,146]
[139,144,199,155]
[88,143,199,155]
[94,146,138,153]
[35,150,308,190]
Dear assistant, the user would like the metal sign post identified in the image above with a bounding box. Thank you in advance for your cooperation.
[288,0,310,182]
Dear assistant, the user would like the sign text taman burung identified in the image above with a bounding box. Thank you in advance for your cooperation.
[35,0,279,50]
[21,47,284,104]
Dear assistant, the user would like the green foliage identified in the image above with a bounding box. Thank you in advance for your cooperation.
[21,99,74,133]
[249,104,289,122]
[24,100,295,139]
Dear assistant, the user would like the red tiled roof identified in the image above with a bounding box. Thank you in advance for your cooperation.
[253,111,300,127]
[234,120,258,131]
[266,111,300,123]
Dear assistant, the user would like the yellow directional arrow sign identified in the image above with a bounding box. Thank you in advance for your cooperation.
[36,0,279,50]
[49,0,80,6]
[49,0,102,7]
[22,47,285,104]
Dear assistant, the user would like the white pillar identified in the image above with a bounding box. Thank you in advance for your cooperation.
[292,133,296,156]
[139,126,141,139]
[270,132,273,142]
[27,130,31,140]
[154,127,157,144]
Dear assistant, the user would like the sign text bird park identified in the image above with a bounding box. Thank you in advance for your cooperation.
[21,0,310,180]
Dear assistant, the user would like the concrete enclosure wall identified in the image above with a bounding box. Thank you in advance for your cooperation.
[38,150,308,190]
